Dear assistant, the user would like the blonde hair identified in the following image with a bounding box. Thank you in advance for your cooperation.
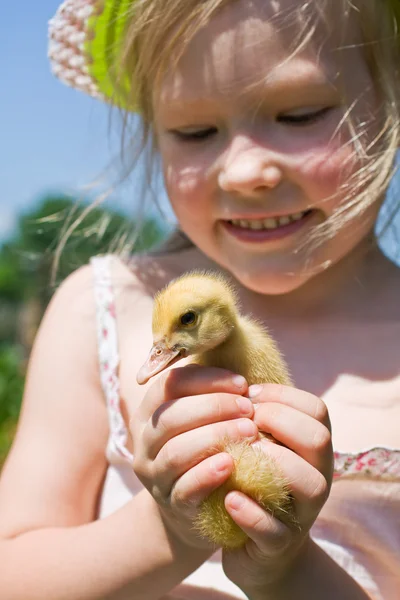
[114,0,400,255]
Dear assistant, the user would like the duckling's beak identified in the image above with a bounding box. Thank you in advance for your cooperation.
[136,341,187,385]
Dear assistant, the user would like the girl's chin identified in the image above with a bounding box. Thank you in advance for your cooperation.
[219,257,326,295]
[189,238,327,295]
[233,272,313,296]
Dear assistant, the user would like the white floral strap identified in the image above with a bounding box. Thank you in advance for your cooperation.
[334,447,400,480]
[91,255,132,462]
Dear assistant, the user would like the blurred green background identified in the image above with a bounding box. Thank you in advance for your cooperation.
[0,195,165,467]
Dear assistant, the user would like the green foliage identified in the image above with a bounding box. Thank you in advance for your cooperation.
[0,345,24,466]
[0,345,23,422]
[0,194,166,466]
[0,195,165,303]
[0,195,166,342]
[0,253,22,302]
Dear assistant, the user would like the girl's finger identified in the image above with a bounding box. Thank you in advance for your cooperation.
[253,439,331,522]
[138,365,248,422]
[224,491,291,556]
[253,402,332,476]
[170,452,235,513]
[248,384,331,430]
[152,418,258,497]
[142,392,254,459]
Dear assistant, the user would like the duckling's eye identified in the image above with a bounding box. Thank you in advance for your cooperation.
[180,311,198,326]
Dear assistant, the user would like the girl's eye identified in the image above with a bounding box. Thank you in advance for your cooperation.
[278,107,332,125]
[171,127,218,142]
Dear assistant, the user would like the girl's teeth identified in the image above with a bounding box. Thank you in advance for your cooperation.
[231,211,308,230]
[277,216,291,226]
[263,218,277,228]
[248,221,264,230]
[291,212,304,221]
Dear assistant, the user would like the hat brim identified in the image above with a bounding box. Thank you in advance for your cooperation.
[48,0,134,109]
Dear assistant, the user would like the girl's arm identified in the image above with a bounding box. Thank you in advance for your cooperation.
[0,489,210,600]
[0,266,210,600]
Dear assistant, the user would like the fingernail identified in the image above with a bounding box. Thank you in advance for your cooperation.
[238,419,256,437]
[228,493,245,510]
[236,396,253,415]
[211,454,230,473]
[232,375,247,389]
[248,384,262,398]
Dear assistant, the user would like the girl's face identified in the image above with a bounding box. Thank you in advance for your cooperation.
[153,0,381,295]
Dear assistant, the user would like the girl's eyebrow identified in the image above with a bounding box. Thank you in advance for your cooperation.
[154,58,339,123]
[159,58,337,110]
[256,61,338,97]
[157,74,337,118]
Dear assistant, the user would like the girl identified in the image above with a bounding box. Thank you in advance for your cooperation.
[0,0,399,598]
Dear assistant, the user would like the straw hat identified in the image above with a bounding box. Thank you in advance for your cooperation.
[48,0,133,108]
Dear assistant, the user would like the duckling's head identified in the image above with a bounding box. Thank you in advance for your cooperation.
[137,271,239,384]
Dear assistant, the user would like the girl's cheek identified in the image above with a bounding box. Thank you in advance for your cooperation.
[299,143,359,205]
[163,149,214,204]
[165,165,204,198]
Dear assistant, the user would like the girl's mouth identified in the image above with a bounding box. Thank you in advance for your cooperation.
[221,209,316,243]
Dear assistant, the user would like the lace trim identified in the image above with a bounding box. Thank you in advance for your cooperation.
[91,255,132,462]
[91,255,400,479]
[333,447,400,480]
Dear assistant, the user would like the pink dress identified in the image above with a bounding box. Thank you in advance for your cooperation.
[91,255,400,600]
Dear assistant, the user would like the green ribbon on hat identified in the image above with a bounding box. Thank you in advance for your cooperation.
[85,0,134,107]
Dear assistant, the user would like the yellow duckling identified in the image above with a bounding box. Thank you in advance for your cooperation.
[137,270,295,549]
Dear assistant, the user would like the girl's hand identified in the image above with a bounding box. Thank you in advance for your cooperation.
[222,384,334,598]
[130,365,258,550]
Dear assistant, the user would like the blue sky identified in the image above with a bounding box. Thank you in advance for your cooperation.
[1,1,399,262]
[0,0,172,243]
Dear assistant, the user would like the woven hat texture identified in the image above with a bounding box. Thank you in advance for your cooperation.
[48,0,132,106]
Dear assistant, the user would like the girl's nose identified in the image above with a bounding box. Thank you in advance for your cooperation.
[218,142,283,196]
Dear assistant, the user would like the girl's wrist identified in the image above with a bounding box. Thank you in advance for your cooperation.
[146,491,214,558]
[232,536,309,600]
[242,536,315,600]
[244,537,370,600]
